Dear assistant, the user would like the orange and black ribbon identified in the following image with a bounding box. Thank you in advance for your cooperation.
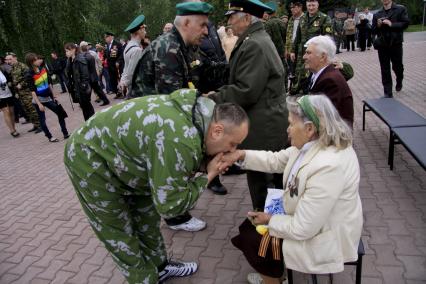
[258,231,281,260]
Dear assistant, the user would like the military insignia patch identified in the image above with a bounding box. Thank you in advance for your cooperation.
[326,27,331,33]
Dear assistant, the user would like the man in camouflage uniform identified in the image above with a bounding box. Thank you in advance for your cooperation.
[64,89,249,283]
[264,1,288,91]
[131,2,216,232]
[290,0,333,95]
[332,11,345,54]
[5,52,41,132]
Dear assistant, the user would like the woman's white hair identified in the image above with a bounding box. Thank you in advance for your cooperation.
[287,94,353,149]
[305,35,336,64]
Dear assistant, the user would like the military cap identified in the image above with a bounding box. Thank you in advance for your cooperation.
[289,0,303,6]
[124,14,146,33]
[225,0,274,18]
[265,2,277,13]
[176,2,214,16]
[104,31,114,37]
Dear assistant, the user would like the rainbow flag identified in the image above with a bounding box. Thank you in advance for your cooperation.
[33,68,50,96]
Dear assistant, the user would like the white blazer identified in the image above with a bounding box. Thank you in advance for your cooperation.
[242,142,363,274]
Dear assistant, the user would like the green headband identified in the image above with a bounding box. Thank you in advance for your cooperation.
[297,95,320,130]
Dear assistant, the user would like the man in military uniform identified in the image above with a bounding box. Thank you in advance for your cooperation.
[119,14,146,97]
[332,11,345,54]
[264,1,288,91]
[290,0,333,95]
[285,1,304,90]
[104,32,123,99]
[5,52,41,132]
[207,0,288,212]
[131,2,215,232]
[64,89,249,284]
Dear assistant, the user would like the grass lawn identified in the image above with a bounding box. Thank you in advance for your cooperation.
[406,24,425,32]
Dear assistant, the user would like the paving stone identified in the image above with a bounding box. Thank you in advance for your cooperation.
[376,265,405,284]
[397,255,426,280]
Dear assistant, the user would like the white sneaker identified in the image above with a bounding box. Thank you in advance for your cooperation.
[158,260,198,282]
[168,217,206,232]
[247,273,263,284]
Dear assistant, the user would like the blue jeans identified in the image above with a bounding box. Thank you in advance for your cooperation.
[34,101,69,139]
[99,67,112,93]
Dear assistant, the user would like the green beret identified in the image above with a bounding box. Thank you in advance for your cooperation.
[265,2,277,13]
[226,0,274,18]
[176,2,214,16]
[124,14,146,33]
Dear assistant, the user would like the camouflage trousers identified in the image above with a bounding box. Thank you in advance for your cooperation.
[64,149,167,284]
[18,91,40,127]
[334,35,344,52]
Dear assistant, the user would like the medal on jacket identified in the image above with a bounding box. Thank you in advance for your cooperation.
[314,20,319,27]
[190,60,200,68]
[188,81,195,89]
[288,175,298,197]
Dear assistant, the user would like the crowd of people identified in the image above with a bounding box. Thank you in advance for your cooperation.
[1,0,410,283]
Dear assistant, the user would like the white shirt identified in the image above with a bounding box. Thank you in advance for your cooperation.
[286,141,316,188]
[0,71,12,99]
[310,65,328,89]
[292,15,302,43]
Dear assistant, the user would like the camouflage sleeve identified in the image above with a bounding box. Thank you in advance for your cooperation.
[148,137,208,219]
[153,42,185,94]
[322,15,334,36]
[340,62,354,81]
[285,19,293,54]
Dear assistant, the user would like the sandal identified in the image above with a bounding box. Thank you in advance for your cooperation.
[10,131,20,137]
[49,137,59,143]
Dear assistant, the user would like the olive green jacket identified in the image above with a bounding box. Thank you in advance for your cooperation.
[213,22,288,151]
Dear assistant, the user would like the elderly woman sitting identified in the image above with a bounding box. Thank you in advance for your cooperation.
[221,95,363,284]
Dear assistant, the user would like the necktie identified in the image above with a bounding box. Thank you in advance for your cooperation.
[308,74,314,90]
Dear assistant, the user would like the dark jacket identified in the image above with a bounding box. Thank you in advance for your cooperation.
[310,64,354,127]
[372,3,409,46]
[105,39,123,66]
[67,54,91,97]
[213,21,287,151]
[49,57,67,74]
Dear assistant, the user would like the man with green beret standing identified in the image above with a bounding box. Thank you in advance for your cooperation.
[120,14,146,97]
[64,89,249,283]
[290,0,333,95]
[264,1,288,90]
[207,0,288,215]
[130,1,215,232]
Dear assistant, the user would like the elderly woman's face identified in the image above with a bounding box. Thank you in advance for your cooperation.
[287,112,314,149]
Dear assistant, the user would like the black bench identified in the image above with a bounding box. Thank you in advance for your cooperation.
[362,98,426,170]
[390,126,426,170]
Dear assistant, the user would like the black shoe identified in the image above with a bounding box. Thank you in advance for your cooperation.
[34,127,43,134]
[95,98,101,103]
[223,164,246,176]
[396,81,403,92]
[64,134,70,139]
[207,184,228,195]
[113,94,124,99]
[100,101,110,106]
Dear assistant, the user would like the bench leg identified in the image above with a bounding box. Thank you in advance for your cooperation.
[388,130,395,170]
[312,274,318,284]
[362,104,366,131]
[356,255,363,284]
[287,269,293,284]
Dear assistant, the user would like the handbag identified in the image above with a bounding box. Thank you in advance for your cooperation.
[55,100,68,119]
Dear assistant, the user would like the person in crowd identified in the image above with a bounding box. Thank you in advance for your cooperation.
[5,52,41,133]
[303,35,354,127]
[357,14,370,52]
[207,0,288,213]
[49,51,68,93]
[362,7,374,49]
[64,89,249,284]
[104,32,123,98]
[96,44,112,94]
[332,11,344,54]
[372,0,409,97]
[343,14,356,52]
[290,0,333,95]
[285,1,304,91]
[24,53,69,142]
[131,1,217,232]
[221,94,362,284]
[163,22,174,34]
[64,43,95,121]
[221,26,238,62]
[264,1,288,91]
[80,41,110,106]
[0,69,19,137]
[119,14,146,97]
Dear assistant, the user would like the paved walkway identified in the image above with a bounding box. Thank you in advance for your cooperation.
[0,32,425,284]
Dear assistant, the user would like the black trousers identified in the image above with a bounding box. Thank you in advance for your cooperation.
[346,35,355,51]
[108,64,119,93]
[246,170,283,211]
[90,81,109,103]
[78,92,95,121]
[378,44,404,97]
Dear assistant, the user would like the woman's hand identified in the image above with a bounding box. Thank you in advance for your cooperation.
[247,211,271,225]
[206,153,224,183]
[219,150,245,172]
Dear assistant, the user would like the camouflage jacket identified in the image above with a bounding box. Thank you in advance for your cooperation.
[293,12,333,57]
[264,16,287,58]
[332,18,344,36]
[130,27,201,98]
[10,62,31,92]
